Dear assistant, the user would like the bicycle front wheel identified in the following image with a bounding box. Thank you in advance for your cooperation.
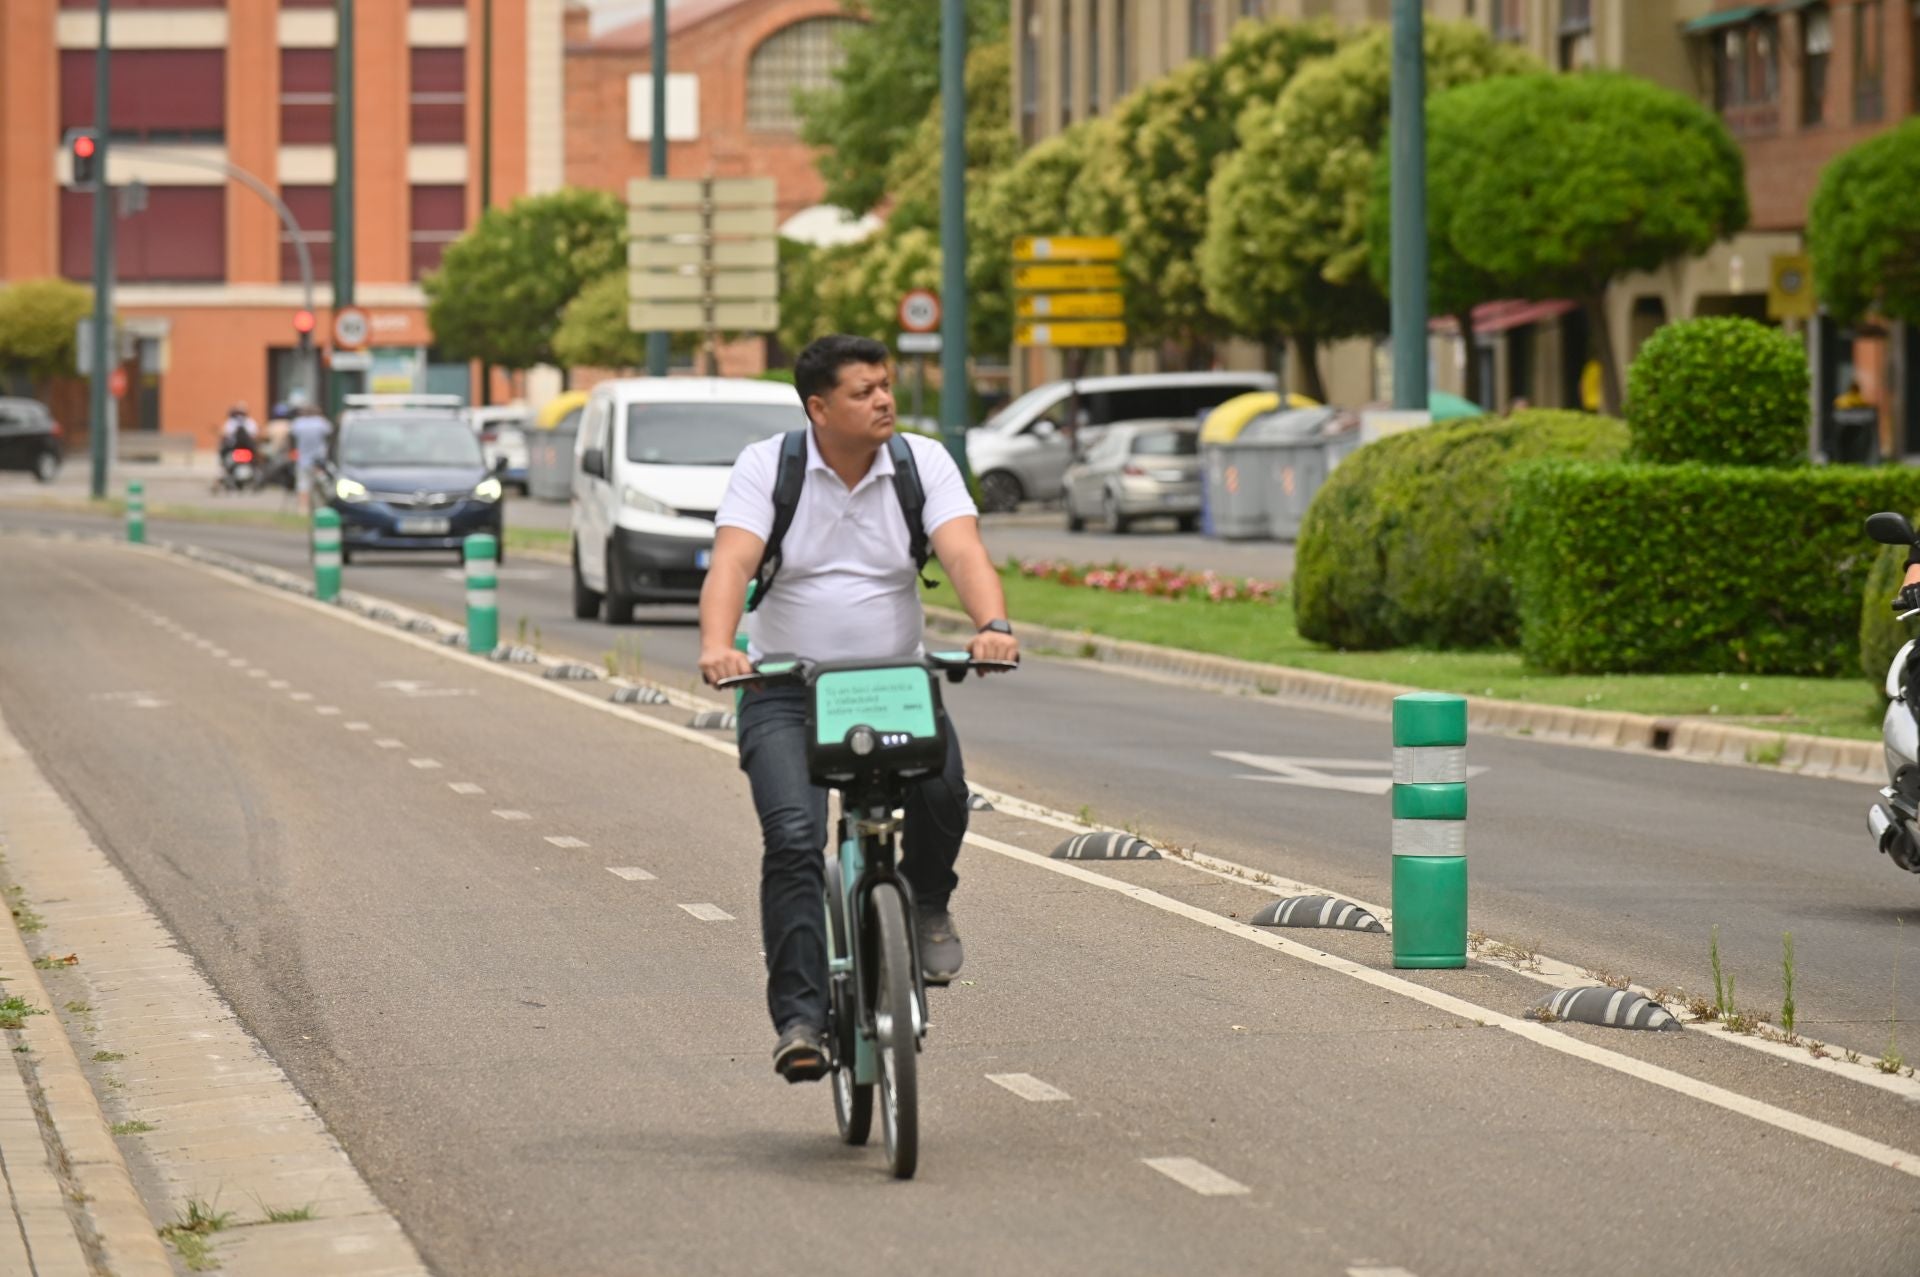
[871,881,919,1180]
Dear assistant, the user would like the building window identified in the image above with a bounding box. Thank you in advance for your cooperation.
[746,18,860,132]
[1854,0,1885,122]
[1190,0,1215,59]
[1060,1,1073,128]
[1802,5,1831,124]
[59,50,224,142]
[1751,18,1779,104]
[1492,0,1526,42]
[1558,0,1593,70]
[1716,27,1748,109]
[1115,0,1129,97]
[410,185,465,281]
[279,186,333,285]
[410,48,465,145]
[280,49,334,147]
[1088,0,1101,114]
[60,187,224,283]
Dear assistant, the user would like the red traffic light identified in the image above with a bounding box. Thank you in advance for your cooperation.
[293,309,316,335]
[73,135,96,159]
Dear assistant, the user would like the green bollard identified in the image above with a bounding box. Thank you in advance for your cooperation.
[465,533,499,654]
[311,508,341,602]
[1391,692,1468,969]
[125,481,146,543]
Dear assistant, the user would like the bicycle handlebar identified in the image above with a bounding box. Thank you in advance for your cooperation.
[713,652,1018,691]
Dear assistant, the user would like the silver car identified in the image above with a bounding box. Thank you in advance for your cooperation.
[1063,421,1202,534]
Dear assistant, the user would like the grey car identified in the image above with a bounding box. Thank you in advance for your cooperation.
[1063,421,1202,534]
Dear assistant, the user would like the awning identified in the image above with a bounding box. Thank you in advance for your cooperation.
[1428,299,1577,337]
[1682,5,1765,33]
[1768,0,1818,12]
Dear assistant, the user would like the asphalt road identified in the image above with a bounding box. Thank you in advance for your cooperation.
[3,504,1911,1069]
[3,534,1919,1275]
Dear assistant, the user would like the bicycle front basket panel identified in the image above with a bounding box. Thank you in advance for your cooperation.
[808,662,948,785]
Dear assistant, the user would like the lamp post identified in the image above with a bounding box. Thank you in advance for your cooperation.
[937,0,971,478]
[88,0,112,499]
[1389,0,1428,413]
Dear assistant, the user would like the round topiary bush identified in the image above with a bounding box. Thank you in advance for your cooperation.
[1861,542,1919,687]
[1626,316,1810,466]
[1294,409,1629,651]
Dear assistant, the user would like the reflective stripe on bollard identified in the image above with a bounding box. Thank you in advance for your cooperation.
[312,508,342,602]
[1391,692,1468,969]
[465,534,499,654]
[126,482,146,544]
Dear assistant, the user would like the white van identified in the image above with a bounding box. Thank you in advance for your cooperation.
[570,377,800,622]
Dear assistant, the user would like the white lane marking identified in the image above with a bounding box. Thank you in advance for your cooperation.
[227,657,247,668]
[315,706,341,716]
[492,809,531,821]
[1347,1267,1419,1277]
[374,738,404,749]
[247,669,268,679]
[678,903,733,922]
[606,867,656,882]
[408,758,442,770]
[289,691,314,702]
[447,782,484,795]
[268,680,290,690]
[344,721,371,731]
[986,1073,1071,1102]
[544,835,587,848]
[1142,1157,1250,1197]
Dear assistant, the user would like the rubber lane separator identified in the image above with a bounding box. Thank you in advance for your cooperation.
[678,903,733,921]
[986,1073,1071,1102]
[1142,1157,1251,1197]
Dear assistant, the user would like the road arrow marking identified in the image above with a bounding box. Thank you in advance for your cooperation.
[1214,751,1485,795]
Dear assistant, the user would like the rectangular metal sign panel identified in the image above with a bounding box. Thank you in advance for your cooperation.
[629,270,780,304]
[1017,292,1125,320]
[629,239,779,269]
[897,332,943,354]
[1013,235,1122,262]
[1013,263,1123,291]
[629,206,777,239]
[628,299,780,333]
[626,177,709,208]
[707,177,777,207]
[1014,321,1129,348]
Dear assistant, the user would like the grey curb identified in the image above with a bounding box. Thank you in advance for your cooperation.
[925,605,1882,785]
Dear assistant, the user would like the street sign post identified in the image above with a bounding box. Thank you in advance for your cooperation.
[898,291,942,425]
[628,176,780,373]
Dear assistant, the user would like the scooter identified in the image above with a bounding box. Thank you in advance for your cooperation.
[1864,511,1920,873]
[220,445,258,493]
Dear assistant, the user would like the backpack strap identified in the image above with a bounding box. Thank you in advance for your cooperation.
[747,429,810,613]
[888,434,937,591]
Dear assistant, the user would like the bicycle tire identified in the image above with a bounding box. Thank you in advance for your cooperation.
[871,881,919,1179]
[825,862,872,1145]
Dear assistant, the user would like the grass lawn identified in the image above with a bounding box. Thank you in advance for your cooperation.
[993,569,1887,742]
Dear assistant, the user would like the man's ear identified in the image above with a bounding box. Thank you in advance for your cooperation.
[804,395,825,428]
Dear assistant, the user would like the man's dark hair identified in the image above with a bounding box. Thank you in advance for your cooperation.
[794,335,889,409]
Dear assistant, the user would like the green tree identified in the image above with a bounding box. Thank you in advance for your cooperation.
[1429,72,1748,415]
[1809,117,1920,326]
[1080,18,1344,364]
[0,279,93,381]
[424,187,625,371]
[970,118,1110,359]
[799,0,1007,217]
[882,37,1016,236]
[552,271,648,371]
[1204,22,1531,401]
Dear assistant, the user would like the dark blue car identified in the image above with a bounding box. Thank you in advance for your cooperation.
[323,413,506,563]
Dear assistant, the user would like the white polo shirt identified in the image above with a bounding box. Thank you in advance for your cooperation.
[715,429,976,662]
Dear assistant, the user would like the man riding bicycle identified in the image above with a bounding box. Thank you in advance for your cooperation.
[699,334,1020,1083]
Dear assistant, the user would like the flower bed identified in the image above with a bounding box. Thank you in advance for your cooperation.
[1013,559,1282,604]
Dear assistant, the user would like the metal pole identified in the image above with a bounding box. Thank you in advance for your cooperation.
[1389,0,1428,413]
[937,0,971,478]
[479,0,494,406]
[330,0,356,419]
[645,0,670,378]
[88,0,111,499]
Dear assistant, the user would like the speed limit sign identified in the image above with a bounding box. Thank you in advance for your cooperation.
[332,306,370,350]
[898,290,941,334]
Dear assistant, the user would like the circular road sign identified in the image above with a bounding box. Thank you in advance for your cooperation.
[898,290,941,334]
[332,306,371,350]
[108,367,128,398]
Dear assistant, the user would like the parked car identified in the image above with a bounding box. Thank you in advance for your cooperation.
[468,404,532,494]
[1064,421,1203,534]
[0,397,63,483]
[571,377,797,622]
[322,411,506,563]
[965,371,1275,512]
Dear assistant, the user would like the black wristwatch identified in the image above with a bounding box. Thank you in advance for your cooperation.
[977,619,1014,636]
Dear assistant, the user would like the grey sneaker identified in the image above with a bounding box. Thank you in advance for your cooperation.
[918,908,964,984]
[773,1023,827,1083]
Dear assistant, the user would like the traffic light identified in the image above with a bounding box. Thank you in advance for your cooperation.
[293,308,315,353]
[66,129,100,191]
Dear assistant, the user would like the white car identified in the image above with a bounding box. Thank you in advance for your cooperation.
[570,377,800,622]
[467,404,532,494]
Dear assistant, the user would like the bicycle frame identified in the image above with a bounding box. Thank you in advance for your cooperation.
[830,795,928,1089]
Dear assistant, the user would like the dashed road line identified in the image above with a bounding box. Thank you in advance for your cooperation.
[447,782,484,795]
[544,835,587,848]
[986,1073,1071,1102]
[678,903,733,922]
[344,721,371,731]
[316,705,341,716]
[289,691,314,702]
[268,679,290,690]
[408,758,443,770]
[1347,1267,1419,1277]
[374,738,404,749]
[247,669,268,679]
[227,657,247,668]
[493,810,531,821]
[1142,1157,1250,1197]
[606,867,656,882]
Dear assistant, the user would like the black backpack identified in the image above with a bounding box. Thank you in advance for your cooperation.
[748,429,934,613]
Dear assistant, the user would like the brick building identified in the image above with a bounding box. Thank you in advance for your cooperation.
[0,0,564,451]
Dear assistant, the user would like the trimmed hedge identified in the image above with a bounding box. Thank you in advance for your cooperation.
[1508,462,1920,675]
[1860,543,1918,687]
[1294,410,1628,651]
[1626,317,1810,467]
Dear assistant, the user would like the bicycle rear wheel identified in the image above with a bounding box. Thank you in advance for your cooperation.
[871,881,919,1179]
[825,861,872,1145]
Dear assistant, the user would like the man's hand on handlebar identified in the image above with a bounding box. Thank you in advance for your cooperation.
[967,628,1020,671]
[1895,583,1920,615]
[699,645,755,688]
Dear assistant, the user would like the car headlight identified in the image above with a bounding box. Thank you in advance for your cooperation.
[621,485,674,517]
[473,477,503,503]
[334,477,369,503]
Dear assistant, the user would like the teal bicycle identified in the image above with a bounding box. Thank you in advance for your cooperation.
[720,651,1015,1179]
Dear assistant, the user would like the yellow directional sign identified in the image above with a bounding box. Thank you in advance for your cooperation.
[1013,264,1122,291]
[1017,292,1125,320]
[1014,236,1122,262]
[1769,253,1815,320]
[1015,321,1129,349]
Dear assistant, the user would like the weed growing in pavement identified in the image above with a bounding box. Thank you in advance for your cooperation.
[532,624,544,652]
[259,1203,315,1224]
[111,1120,153,1135]
[1881,919,1905,1075]
[1077,640,1099,660]
[1583,967,1632,991]
[92,1050,124,1062]
[32,952,77,969]
[1686,992,1720,1022]
[1845,1047,1863,1065]
[1075,804,1095,826]
[5,885,44,934]
[516,615,529,645]
[1781,932,1797,1038]
[603,649,618,677]
[10,1044,27,1054]
[63,1000,90,1015]
[1479,938,1543,972]
[1525,1005,1561,1024]
[1711,925,1735,1020]
[0,995,46,1029]
[1722,1006,1768,1035]
[1805,1038,1831,1060]
[1747,736,1786,766]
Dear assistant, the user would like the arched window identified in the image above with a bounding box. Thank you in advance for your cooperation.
[747,17,861,132]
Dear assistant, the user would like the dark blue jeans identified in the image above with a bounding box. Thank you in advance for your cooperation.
[736,685,970,1034]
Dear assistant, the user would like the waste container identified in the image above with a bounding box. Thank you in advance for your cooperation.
[527,418,579,502]
[1203,409,1341,541]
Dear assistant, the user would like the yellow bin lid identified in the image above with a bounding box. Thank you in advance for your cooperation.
[1200,390,1321,444]
[535,390,590,430]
